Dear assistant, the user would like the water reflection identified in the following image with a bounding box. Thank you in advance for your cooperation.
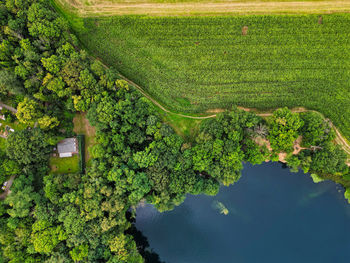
[135,162,350,263]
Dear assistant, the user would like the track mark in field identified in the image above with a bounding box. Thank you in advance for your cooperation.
[318,16,323,24]
[242,26,248,35]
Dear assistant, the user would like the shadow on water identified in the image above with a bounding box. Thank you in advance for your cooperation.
[126,213,165,263]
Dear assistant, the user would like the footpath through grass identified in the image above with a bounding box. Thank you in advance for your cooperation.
[76,14,350,140]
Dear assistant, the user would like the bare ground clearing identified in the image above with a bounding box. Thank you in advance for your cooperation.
[56,0,350,16]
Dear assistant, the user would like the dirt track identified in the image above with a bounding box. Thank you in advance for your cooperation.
[119,74,350,159]
[57,0,350,16]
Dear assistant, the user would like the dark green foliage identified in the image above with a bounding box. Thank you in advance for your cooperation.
[309,142,348,175]
[300,111,335,147]
[192,110,262,185]
[77,134,85,173]
[6,128,51,169]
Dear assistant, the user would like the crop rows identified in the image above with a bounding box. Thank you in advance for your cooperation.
[77,14,350,139]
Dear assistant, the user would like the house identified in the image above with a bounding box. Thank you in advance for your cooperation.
[57,138,79,158]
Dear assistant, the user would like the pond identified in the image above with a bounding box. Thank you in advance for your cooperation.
[135,162,350,263]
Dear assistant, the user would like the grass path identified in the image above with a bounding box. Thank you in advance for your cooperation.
[120,74,350,158]
[56,0,350,16]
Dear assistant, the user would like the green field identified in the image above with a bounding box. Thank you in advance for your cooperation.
[76,14,350,139]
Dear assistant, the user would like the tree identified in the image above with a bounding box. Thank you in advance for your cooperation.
[70,244,88,262]
[309,142,348,175]
[300,111,334,147]
[268,107,303,152]
[109,234,143,263]
[31,220,67,253]
[6,128,51,167]
[16,98,42,126]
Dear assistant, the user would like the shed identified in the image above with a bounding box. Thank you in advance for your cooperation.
[57,138,78,158]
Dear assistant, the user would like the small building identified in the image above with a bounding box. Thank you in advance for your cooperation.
[57,138,79,158]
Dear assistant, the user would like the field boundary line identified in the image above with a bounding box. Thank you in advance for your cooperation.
[55,0,350,16]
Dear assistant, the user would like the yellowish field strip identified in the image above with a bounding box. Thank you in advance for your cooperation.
[57,0,350,16]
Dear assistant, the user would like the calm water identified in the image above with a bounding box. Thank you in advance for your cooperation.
[135,162,350,263]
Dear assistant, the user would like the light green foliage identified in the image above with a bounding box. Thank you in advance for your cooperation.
[31,220,67,254]
[70,244,88,262]
[78,15,350,140]
[310,173,324,183]
[16,98,60,129]
[268,107,303,152]
[109,234,143,263]
[41,55,61,74]
[345,189,350,204]
[16,98,42,126]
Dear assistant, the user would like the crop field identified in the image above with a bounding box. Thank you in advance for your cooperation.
[75,15,350,138]
[56,0,350,16]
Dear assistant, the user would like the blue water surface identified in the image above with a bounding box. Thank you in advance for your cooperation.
[135,162,350,263]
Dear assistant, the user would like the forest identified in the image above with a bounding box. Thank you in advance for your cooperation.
[0,0,349,262]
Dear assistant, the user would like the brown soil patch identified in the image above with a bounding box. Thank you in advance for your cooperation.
[292,135,307,155]
[195,41,200,45]
[242,26,248,35]
[318,16,323,24]
[279,152,287,163]
[254,136,272,152]
[206,108,225,113]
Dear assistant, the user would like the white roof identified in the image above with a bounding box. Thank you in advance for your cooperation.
[57,138,77,154]
[59,152,73,158]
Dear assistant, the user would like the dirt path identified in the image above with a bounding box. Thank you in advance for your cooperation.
[0,175,16,200]
[119,74,350,158]
[57,0,350,16]
[0,101,17,114]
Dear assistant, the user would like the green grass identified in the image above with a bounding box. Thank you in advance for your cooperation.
[0,138,6,151]
[49,155,79,174]
[156,108,203,142]
[76,14,350,140]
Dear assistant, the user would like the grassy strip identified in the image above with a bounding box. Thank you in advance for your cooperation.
[75,14,350,141]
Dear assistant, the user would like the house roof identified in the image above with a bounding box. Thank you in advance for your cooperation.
[57,138,78,154]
